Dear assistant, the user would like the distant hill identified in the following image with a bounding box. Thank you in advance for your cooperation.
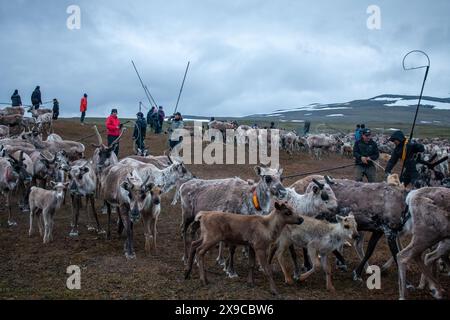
[240,94,450,126]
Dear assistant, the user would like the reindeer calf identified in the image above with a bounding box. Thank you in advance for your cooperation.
[184,202,304,295]
[270,214,359,291]
[29,182,68,244]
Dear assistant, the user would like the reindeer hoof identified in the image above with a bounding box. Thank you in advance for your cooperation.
[430,288,444,300]
[407,283,416,291]
[7,220,17,227]
[87,226,97,232]
[337,264,348,272]
[352,270,363,282]
[97,229,106,235]
[125,252,136,260]
[69,230,79,237]
[216,258,226,267]
[227,271,239,279]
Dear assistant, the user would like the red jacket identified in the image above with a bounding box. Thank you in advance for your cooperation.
[80,97,87,112]
[106,114,121,137]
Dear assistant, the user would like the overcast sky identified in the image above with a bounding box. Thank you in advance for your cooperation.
[0,0,449,118]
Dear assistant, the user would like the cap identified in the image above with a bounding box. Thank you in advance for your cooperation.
[362,128,372,136]
[389,130,405,142]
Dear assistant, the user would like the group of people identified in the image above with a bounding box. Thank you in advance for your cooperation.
[8,88,424,187]
[101,106,184,158]
[353,124,424,187]
[146,106,166,134]
[10,87,60,120]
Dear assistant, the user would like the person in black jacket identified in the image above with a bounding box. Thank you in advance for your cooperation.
[52,99,59,120]
[385,130,425,187]
[353,128,380,182]
[146,106,156,129]
[133,112,147,153]
[31,86,42,110]
[11,90,22,107]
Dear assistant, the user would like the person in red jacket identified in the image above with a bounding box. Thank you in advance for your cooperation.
[80,93,88,125]
[105,108,122,156]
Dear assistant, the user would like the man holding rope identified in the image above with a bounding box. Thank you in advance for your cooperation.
[385,130,425,187]
[353,128,379,182]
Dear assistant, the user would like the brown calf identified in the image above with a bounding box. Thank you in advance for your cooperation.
[184,202,304,295]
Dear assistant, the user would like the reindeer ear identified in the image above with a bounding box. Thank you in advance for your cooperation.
[146,183,154,191]
[336,215,344,222]
[254,166,262,176]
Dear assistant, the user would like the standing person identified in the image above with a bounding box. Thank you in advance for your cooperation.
[147,106,156,129]
[11,89,22,107]
[80,93,88,125]
[270,122,276,129]
[353,128,379,183]
[105,109,122,157]
[151,107,159,133]
[31,86,42,110]
[52,99,59,120]
[354,124,361,143]
[133,112,147,154]
[168,112,184,149]
[303,121,311,136]
[385,130,425,187]
[156,106,165,134]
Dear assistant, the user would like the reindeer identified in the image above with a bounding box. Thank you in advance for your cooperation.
[141,184,163,255]
[0,137,36,156]
[98,165,154,259]
[291,175,408,283]
[11,151,33,212]
[185,202,303,295]
[0,157,19,226]
[27,108,52,118]
[179,166,287,275]
[91,125,122,177]
[397,187,450,300]
[68,160,104,236]
[123,155,189,205]
[0,125,9,138]
[21,131,85,161]
[269,214,359,291]
[35,113,53,136]
[29,182,69,244]
[118,157,193,194]
[30,151,69,188]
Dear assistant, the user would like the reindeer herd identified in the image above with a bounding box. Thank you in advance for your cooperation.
[0,106,54,137]
[1,114,450,300]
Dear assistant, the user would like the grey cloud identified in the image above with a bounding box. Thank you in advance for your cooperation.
[0,0,449,118]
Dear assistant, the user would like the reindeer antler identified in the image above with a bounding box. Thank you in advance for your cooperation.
[312,178,325,190]
[325,175,335,185]
[109,128,127,148]
[40,152,56,164]
[92,125,104,147]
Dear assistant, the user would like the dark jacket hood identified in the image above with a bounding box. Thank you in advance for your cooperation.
[390,130,405,142]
